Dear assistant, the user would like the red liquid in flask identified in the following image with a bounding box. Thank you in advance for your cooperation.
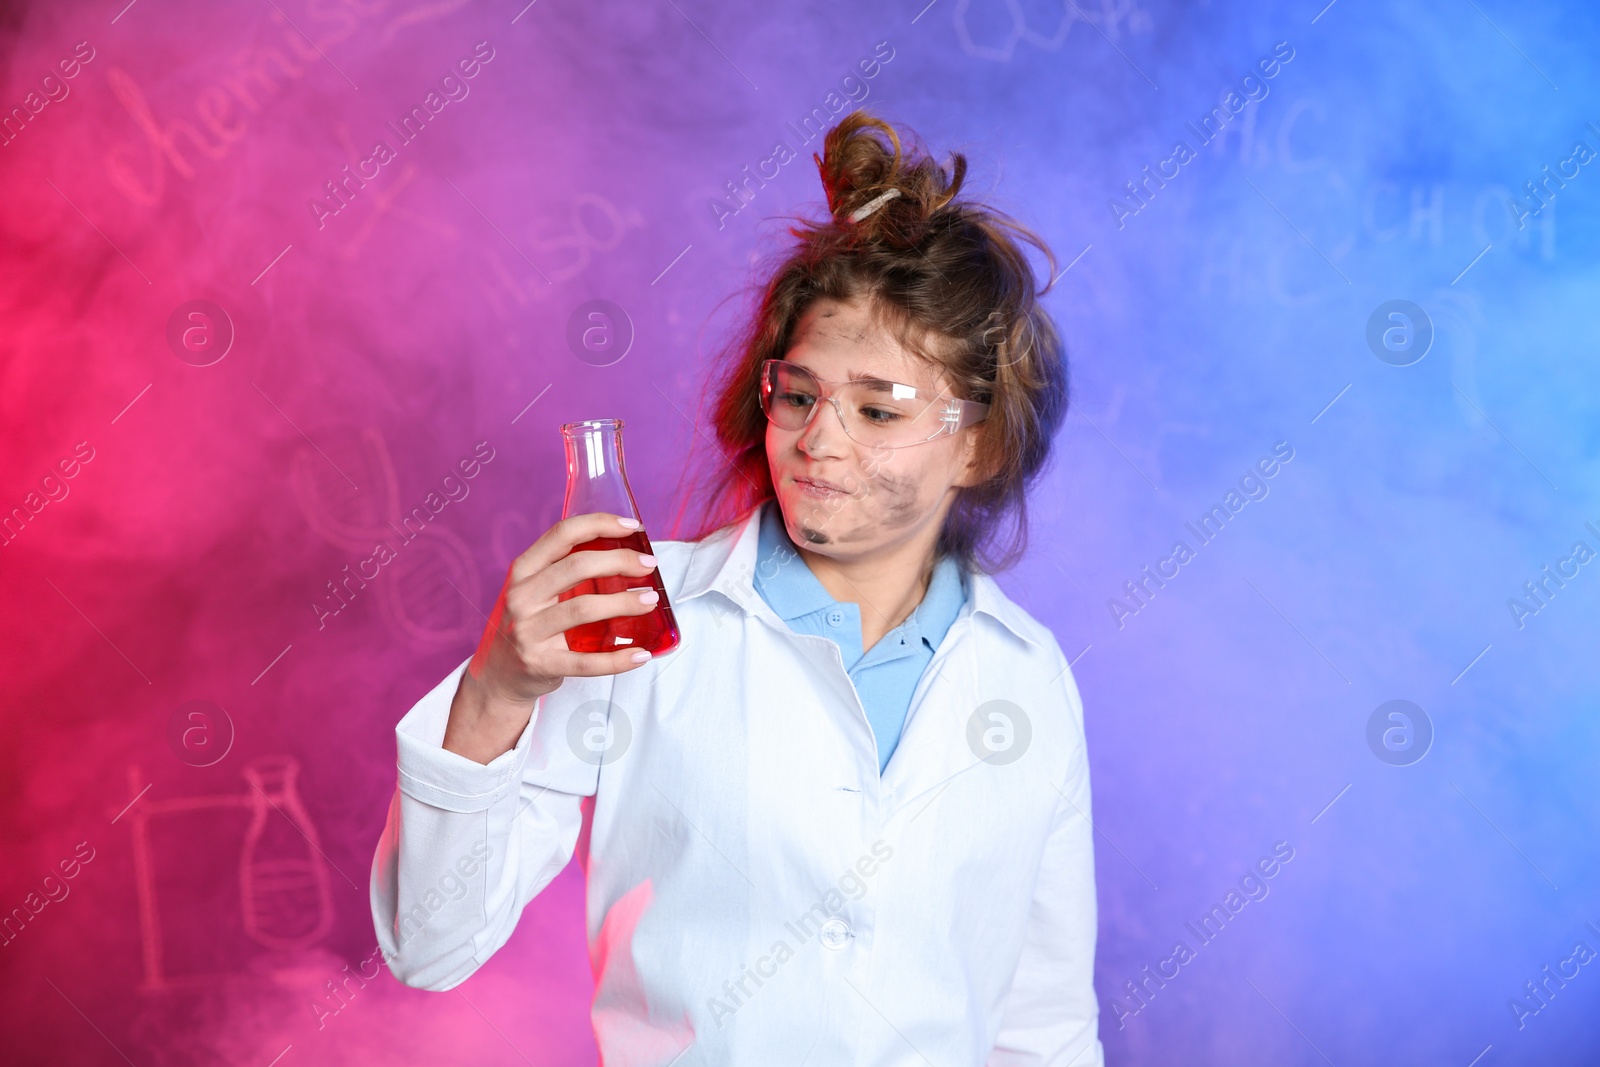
[555,418,680,658]
[558,528,680,656]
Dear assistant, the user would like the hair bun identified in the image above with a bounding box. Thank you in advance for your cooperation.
[812,109,966,241]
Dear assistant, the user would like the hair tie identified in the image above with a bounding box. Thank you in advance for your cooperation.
[847,187,902,223]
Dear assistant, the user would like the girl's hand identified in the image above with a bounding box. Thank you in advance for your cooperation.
[442,512,661,764]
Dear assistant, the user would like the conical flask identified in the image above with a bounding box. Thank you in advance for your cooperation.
[239,757,334,950]
[558,419,680,657]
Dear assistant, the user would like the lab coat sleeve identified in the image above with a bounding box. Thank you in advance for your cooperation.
[987,658,1105,1066]
[369,655,607,991]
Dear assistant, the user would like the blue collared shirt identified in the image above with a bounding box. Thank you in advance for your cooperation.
[751,498,969,774]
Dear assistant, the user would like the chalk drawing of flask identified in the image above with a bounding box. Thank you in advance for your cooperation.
[239,757,334,950]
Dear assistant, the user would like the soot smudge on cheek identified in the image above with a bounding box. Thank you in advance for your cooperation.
[796,520,830,544]
[832,468,921,543]
[875,469,922,528]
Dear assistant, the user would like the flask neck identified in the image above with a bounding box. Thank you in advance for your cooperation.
[562,423,639,521]
[242,757,297,802]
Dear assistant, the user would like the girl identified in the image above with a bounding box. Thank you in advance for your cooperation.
[371,110,1103,1066]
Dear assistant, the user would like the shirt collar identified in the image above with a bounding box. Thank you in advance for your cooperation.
[751,499,836,621]
[674,500,1047,652]
[912,547,966,648]
[751,500,968,646]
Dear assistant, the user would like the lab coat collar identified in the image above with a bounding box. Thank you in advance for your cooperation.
[674,501,1047,653]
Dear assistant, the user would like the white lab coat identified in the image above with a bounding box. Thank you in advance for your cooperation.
[370,503,1104,1066]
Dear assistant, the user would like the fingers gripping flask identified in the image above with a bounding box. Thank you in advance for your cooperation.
[558,419,680,657]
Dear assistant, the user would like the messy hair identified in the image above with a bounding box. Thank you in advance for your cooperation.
[676,109,1070,574]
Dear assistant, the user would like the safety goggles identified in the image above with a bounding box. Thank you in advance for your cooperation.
[758,359,990,450]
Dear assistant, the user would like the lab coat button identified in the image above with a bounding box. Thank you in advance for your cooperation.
[819,918,850,949]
